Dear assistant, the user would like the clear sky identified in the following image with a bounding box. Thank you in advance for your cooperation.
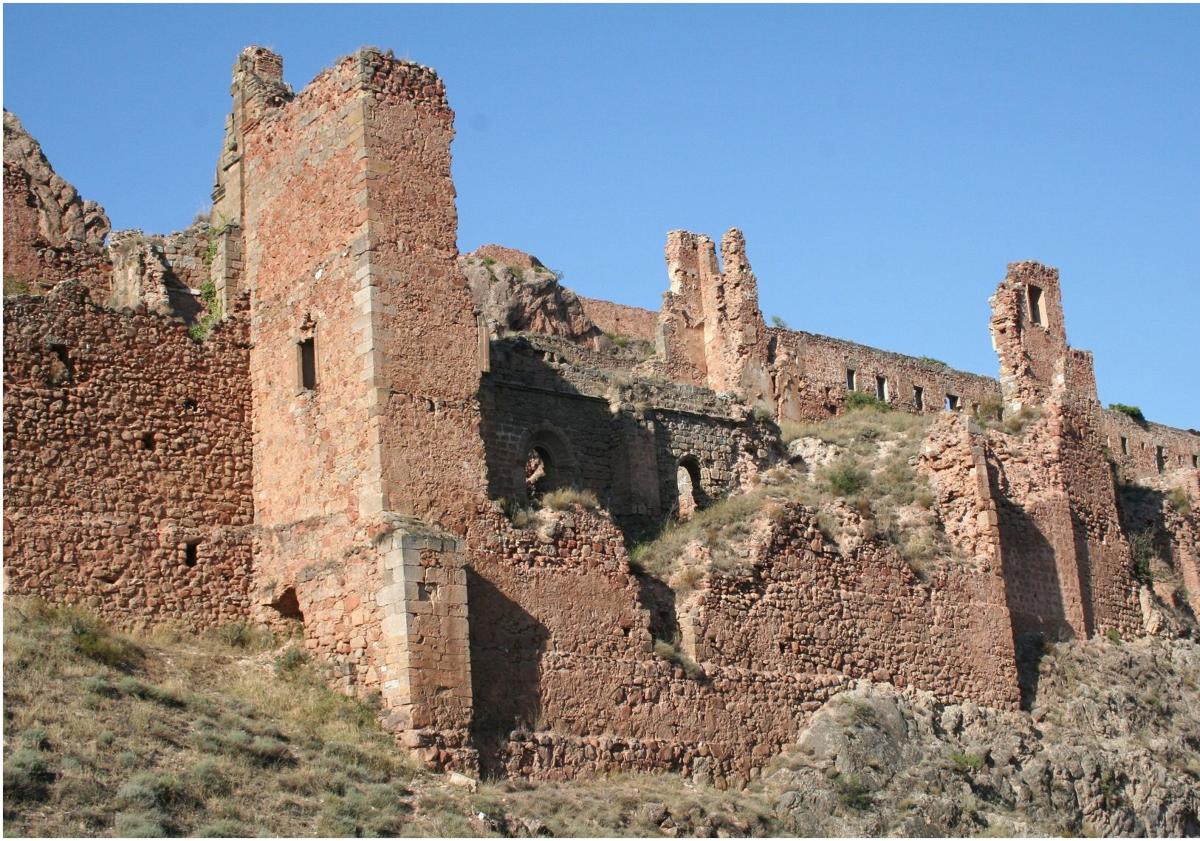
[4,4,1197,428]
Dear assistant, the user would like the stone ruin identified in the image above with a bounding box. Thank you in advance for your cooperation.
[4,46,1199,785]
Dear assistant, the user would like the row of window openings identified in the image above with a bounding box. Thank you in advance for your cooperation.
[1117,437,1200,471]
[846,369,959,412]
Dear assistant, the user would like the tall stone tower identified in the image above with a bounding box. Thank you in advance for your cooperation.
[223,46,489,767]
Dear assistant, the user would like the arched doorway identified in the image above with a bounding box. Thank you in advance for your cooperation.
[676,455,703,521]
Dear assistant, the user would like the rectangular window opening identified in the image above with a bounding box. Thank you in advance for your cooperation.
[875,375,888,402]
[184,541,199,567]
[846,368,857,392]
[1193,455,1198,469]
[298,337,317,391]
[944,394,960,412]
[1120,436,1129,456]
[1155,446,1166,473]
[1028,285,1046,327]
[913,386,924,411]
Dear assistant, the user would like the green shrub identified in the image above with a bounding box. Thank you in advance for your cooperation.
[187,759,233,797]
[769,314,789,329]
[1129,531,1157,585]
[274,646,310,676]
[1167,487,1192,515]
[917,356,948,368]
[188,279,222,343]
[542,487,599,511]
[605,331,631,348]
[950,751,986,773]
[973,398,1003,424]
[845,391,890,412]
[1105,627,1122,644]
[1109,403,1146,423]
[822,461,870,497]
[752,404,775,422]
[4,749,53,801]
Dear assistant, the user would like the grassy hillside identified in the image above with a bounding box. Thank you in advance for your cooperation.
[1,600,780,837]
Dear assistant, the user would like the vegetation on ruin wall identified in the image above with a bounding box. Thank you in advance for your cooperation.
[631,404,947,592]
[1,599,783,837]
[1109,403,1147,424]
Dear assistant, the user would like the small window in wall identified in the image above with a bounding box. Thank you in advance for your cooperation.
[298,337,317,391]
[846,369,857,392]
[141,432,156,452]
[1120,436,1129,456]
[1028,285,1046,327]
[183,541,199,567]
[913,386,924,411]
[875,375,889,402]
[944,394,960,412]
[1155,446,1166,473]
[1193,455,1199,469]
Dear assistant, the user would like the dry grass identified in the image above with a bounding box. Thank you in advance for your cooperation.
[3,599,786,837]
[542,487,599,511]
[631,407,948,590]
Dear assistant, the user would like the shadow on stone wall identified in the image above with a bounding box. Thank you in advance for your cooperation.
[466,568,549,777]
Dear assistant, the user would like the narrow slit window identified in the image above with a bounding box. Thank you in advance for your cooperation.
[875,375,888,402]
[846,368,857,392]
[944,394,960,412]
[1193,455,1198,468]
[298,337,316,391]
[1155,446,1166,473]
[1120,436,1129,456]
[913,386,924,410]
[1028,285,1046,326]
[184,541,199,567]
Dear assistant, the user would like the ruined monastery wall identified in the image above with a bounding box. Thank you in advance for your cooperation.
[2,285,253,628]
[577,295,658,341]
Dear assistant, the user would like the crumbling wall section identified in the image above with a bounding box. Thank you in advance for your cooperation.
[3,111,111,296]
[466,501,1018,786]
[2,282,253,628]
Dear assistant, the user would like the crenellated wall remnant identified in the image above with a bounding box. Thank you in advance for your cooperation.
[3,44,1197,788]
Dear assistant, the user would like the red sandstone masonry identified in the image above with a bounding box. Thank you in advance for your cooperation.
[578,296,658,341]
[2,283,253,628]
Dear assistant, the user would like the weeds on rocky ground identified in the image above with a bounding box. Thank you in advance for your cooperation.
[632,406,948,591]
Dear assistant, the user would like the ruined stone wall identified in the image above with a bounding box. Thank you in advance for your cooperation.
[2,283,253,628]
[578,296,658,341]
[1103,410,1200,482]
[3,112,111,296]
[466,502,1018,786]
[108,224,210,322]
[986,262,1142,641]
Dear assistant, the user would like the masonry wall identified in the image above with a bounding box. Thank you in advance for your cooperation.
[2,284,253,628]
[1103,410,1200,481]
[466,503,1019,787]
[577,295,658,341]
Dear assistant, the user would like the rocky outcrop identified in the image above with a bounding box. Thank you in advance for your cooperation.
[3,111,111,295]
[460,245,606,350]
[765,635,1200,836]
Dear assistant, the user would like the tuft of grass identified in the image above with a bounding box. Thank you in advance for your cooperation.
[769,314,790,329]
[653,636,705,680]
[950,751,986,773]
[542,487,599,511]
[1167,487,1192,515]
[4,748,53,801]
[206,621,276,652]
[273,646,310,676]
[187,279,222,343]
[752,404,776,422]
[4,275,32,297]
[973,398,1003,424]
[1105,627,1123,644]
[833,773,874,811]
[917,356,948,368]
[1002,405,1040,435]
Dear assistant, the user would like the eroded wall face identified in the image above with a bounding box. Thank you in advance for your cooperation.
[238,49,476,763]
[466,504,1019,787]
[577,296,658,341]
[359,55,490,533]
[2,286,253,628]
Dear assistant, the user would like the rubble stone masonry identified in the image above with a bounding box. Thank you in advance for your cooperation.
[3,45,1197,786]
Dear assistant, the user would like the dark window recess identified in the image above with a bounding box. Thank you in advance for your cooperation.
[1193,455,1199,469]
[299,338,316,391]
[183,397,198,412]
[1155,446,1166,473]
[1028,285,1046,326]
[846,369,857,391]
[1120,436,1129,455]
[945,394,960,412]
[875,375,888,402]
[184,541,199,567]
[142,432,156,451]
[913,386,924,410]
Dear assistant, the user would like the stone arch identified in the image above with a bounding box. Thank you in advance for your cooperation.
[516,423,579,503]
[676,454,705,520]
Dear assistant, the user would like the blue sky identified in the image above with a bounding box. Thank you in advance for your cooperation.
[4,4,1197,428]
